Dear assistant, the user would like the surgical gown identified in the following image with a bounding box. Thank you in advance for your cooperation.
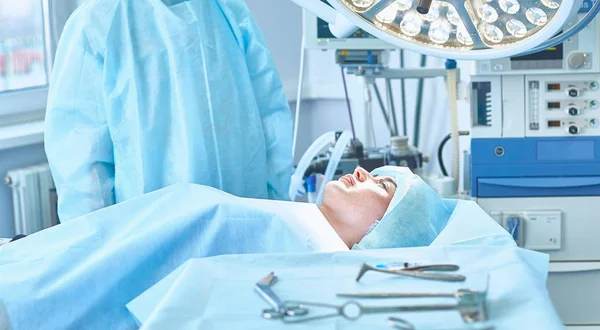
[45,0,293,222]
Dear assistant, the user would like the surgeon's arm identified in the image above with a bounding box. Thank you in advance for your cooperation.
[44,19,115,222]
[236,4,294,201]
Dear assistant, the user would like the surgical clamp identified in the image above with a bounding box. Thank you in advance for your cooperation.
[254,272,309,319]
[356,263,466,282]
[277,289,487,324]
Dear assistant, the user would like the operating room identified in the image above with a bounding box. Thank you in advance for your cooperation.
[0,0,599,329]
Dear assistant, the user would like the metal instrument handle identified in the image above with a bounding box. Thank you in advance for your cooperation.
[404,264,460,272]
[337,292,456,298]
[386,269,466,282]
[361,303,458,314]
[255,284,285,310]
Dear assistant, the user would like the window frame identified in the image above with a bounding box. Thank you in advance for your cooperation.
[0,0,78,123]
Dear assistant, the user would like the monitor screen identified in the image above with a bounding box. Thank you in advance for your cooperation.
[510,43,564,61]
[316,0,376,39]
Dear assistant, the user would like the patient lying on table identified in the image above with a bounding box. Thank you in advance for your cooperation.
[0,165,512,330]
[318,166,455,249]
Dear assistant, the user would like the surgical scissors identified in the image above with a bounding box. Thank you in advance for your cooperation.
[254,272,309,319]
[356,263,466,282]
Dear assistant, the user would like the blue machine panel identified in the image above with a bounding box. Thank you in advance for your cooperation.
[471,137,600,197]
[537,140,595,161]
[478,177,600,197]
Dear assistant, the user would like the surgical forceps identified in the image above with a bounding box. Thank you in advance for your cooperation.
[276,289,488,324]
[254,272,309,319]
[356,263,466,282]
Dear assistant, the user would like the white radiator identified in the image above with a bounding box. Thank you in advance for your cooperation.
[5,163,58,235]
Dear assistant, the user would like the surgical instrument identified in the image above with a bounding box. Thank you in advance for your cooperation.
[337,289,483,299]
[254,272,309,319]
[387,317,495,330]
[278,289,488,324]
[387,317,416,330]
[356,263,466,282]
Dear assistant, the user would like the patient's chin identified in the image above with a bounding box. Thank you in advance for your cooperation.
[321,182,342,206]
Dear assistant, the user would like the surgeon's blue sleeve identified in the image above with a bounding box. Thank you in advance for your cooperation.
[44,17,115,222]
[235,3,293,200]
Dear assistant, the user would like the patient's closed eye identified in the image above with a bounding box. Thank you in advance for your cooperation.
[376,178,396,193]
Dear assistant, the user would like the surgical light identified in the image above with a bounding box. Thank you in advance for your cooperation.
[396,0,413,11]
[376,3,400,23]
[421,1,440,21]
[456,24,474,45]
[477,4,499,23]
[483,24,505,43]
[445,4,461,25]
[291,0,598,60]
[542,0,561,9]
[499,0,520,15]
[506,19,528,38]
[526,7,549,26]
[352,0,376,9]
[428,19,452,44]
[400,11,424,36]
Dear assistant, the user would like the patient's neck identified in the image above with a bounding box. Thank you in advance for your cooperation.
[319,205,353,248]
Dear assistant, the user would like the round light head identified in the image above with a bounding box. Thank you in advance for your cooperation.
[328,0,581,59]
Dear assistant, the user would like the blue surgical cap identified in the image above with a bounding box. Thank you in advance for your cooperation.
[353,166,458,250]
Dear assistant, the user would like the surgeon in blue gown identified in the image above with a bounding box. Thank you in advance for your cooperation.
[45,0,293,222]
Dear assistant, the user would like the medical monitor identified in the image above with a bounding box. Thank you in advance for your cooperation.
[302,0,396,50]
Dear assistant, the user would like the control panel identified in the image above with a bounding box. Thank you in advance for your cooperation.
[470,74,600,138]
[526,75,600,137]
[476,14,600,75]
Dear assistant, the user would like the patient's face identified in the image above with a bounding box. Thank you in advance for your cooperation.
[320,166,396,247]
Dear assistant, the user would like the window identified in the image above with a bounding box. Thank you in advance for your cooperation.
[0,0,77,121]
[0,1,48,93]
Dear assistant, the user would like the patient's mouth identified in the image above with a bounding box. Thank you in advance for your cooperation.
[340,175,355,187]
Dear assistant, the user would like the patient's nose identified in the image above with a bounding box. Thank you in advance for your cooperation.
[354,167,371,182]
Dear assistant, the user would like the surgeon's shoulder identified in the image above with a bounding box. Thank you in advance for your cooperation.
[215,0,250,12]
[215,0,255,24]
[62,0,120,54]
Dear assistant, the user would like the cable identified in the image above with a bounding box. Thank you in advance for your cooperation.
[438,131,469,177]
[386,78,399,137]
[292,32,307,159]
[413,54,427,148]
[372,83,395,135]
[363,79,377,147]
[340,67,357,140]
[438,134,451,176]
[399,50,408,136]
